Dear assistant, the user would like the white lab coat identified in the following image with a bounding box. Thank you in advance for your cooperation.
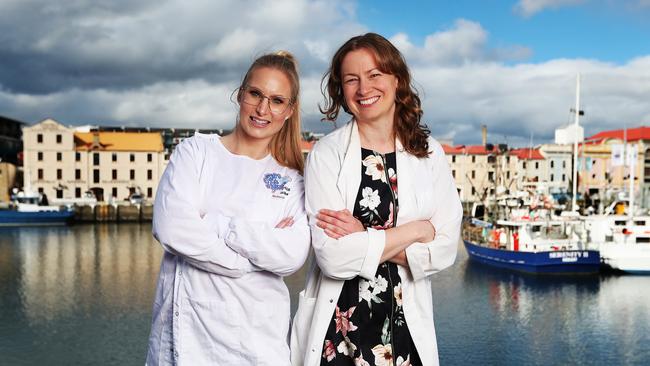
[146,134,311,366]
[290,121,462,366]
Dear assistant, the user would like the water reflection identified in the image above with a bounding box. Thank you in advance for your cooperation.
[1,227,649,365]
[13,224,163,324]
[459,258,650,365]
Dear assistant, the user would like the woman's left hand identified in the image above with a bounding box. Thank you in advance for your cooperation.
[316,209,365,239]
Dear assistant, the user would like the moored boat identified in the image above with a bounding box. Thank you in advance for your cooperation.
[0,190,74,227]
[463,218,600,274]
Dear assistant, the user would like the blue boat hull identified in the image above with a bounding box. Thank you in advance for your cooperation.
[464,240,600,274]
[0,210,74,226]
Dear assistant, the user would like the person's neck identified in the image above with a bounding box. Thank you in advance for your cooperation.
[357,117,395,154]
[221,128,270,160]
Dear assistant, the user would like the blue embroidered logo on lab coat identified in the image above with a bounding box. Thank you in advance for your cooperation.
[263,173,291,198]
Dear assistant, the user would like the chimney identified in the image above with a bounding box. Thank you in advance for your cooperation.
[481,125,487,146]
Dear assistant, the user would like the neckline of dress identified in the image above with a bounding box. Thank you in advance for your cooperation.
[214,136,273,163]
[361,147,396,155]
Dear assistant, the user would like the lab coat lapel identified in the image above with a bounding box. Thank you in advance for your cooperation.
[336,121,362,212]
[395,138,419,222]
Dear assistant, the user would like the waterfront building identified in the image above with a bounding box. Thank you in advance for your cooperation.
[444,144,510,202]
[0,115,24,165]
[23,118,166,202]
[580,126,650,207]
[0,115,24,202]
[0,162,17,203]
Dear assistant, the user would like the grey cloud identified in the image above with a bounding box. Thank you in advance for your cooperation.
[0,0,363,94]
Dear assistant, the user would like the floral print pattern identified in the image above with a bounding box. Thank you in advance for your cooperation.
[321,148,421,366]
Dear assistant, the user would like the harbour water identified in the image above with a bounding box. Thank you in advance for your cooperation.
[0,224,649,365]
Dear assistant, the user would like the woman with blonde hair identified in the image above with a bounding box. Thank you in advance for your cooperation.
[291,33,462,366]
[146,51,310,365]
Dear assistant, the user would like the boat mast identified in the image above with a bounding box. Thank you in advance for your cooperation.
[626,125,635,218]
[571,73,581,212]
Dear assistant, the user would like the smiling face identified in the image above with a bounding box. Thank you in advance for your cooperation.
[237,66,294,143]
[340,48,398,126]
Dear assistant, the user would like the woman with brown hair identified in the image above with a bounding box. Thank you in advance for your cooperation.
[291,33,462,366]
[146,51,310,365]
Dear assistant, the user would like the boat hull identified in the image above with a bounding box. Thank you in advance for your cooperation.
[0,210,75,226]
[464,240,600,274]
[600,243,650,275]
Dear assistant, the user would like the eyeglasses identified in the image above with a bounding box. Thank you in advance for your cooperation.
[240,86,293,115]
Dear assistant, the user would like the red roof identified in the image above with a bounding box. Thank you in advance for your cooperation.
[510,148,544,160]
[586,126,650,143]
[443,144,499,155]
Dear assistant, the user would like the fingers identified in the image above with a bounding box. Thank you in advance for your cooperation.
[316,219,348,236]
[324,228,343,239]
[316,211,347,228]
[275,216,294,228]
[319,209,354,223]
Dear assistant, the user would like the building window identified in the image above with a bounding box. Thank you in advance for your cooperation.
[93,153,100,166]
[57,152,62,161]
[37,152,43,161]
[488,172,494,181]
[472,187,476,195]
[130,169,135,180]
[75,187,81,198]
[472,156,476,163]
[523,162,527,169]
[507,171,510,179]
[451,156,456,163]
[506,156,510,164]
[112,187,118,198]
[112,169,117,180]
[130,153,135,162]
[76,152,81,162]
[147,187,153,198]
[56,189,63,199]
[563,161,566,168]
[562,174,566,181]
[38,187,44,194]
[452,170,456,178]
[147,153,153,162]
[37,134,43,143]
[551,161,554,168]
[147,169,152,180]
[535,162,539,169]
[75,169,81,180]
[94,169,100,183]
[38,169,43,180]
[471,170,475,179]
[112,153,117,162]
[57,169,62,180]
[551,174,554,181]
[56,134,62,144]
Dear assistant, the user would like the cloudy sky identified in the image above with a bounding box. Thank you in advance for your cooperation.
[1,0,649,146]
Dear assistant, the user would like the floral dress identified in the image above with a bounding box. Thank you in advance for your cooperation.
[321,148,421,366]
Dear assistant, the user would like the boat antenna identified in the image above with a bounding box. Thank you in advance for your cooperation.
[571,73,581,213]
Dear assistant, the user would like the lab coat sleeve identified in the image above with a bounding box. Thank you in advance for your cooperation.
[152,138,257,278]
[405,140,462,281]
[223,175,311,276]
[304,140,386,281]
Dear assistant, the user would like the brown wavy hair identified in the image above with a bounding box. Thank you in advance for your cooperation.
[237,51,304,173]
[320,33,430,157]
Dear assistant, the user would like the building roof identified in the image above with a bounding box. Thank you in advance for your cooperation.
[510,148,544,160]
[301,139,316,152]
[442,144,499,155]
[74,132,163,152]
[586,126,650,143]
